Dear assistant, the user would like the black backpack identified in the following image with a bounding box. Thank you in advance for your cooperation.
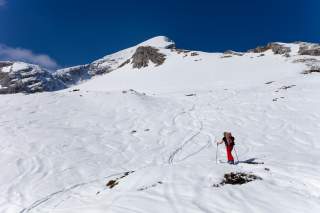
[223,136,235,146]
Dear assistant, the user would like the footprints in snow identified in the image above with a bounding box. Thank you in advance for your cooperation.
[274,84,296,96]
[265,81,297,102]
[265,81,275,85]
[130,129,150,134]
[272,97,285,102]
[137,181,163,191]
[105,171,163,192]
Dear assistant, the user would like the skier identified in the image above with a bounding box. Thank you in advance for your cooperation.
[217,132,235,164]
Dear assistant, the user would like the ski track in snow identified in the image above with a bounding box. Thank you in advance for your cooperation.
[19,172,126,213]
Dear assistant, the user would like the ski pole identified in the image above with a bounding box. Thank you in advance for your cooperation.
[234,147,239,163]
[216,142,219,164]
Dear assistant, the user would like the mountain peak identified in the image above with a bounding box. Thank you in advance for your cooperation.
[137,36,175,49]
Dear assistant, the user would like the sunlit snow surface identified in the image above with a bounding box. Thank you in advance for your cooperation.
[1,38,320,213]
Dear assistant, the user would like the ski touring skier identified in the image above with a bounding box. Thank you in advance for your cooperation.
[217,132,236,164]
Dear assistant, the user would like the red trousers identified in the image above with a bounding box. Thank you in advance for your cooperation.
[226,145,234,161]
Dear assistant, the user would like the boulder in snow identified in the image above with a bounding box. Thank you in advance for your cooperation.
[213,172,262,187]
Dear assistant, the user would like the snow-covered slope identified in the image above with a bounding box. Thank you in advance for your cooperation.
[1,36,320,213]
[73,37,319,93]
[54,36,175,86]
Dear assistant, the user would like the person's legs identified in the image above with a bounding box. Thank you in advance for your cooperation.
[226,145,234,163]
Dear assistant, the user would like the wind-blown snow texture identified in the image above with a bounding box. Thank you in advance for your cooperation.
[1,36,320,213]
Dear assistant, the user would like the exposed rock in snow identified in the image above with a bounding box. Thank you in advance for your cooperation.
[223,50,244,56]
[171,48,191,54]
[292,56,320,75]
[54,65,91,86]
[302,65,320,74]
[213,172,262,187]
[248,42,291,55]
[55,53,131,86]
[0,61,13,69]
[118,59,131,68]
[0,61,65,94]
[293,58,320,64]
[131,46,166,69]
[298,43,320,56]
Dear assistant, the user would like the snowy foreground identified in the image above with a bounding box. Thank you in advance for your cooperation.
[1,37,320,212]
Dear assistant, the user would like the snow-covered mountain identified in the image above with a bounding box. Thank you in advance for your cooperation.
[1,36,320,213]
[53,36,175,87]
[1,36,319,94]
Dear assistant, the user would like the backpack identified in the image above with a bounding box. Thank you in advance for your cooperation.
[223,136,235,146]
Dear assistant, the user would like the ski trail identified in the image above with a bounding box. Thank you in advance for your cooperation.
[167,104,197,164]
[167,98,211,164]
[19,172,124,213]
[168,123,203,164]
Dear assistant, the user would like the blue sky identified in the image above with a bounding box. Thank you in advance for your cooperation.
[0,0,319,69]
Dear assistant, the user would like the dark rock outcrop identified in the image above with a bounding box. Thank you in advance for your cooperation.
[118,59,130,68]
[131,46,166,69]
[190,52,199,56]
[302,66,320,74]
[171,48,190,54]
[293,58,320,64]
[223,50,244,56]
[54,65,91,86]
[293,57,320,75]
[54,60,116,86]
[0,62,65,94]
[298,43,320,56]
[163,43,175,49]
[0,61,13,69]
[213,172,262,187]
[249,43,291,55]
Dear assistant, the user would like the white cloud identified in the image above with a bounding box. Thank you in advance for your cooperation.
[0,44,58,69]
[0,0,6,7]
